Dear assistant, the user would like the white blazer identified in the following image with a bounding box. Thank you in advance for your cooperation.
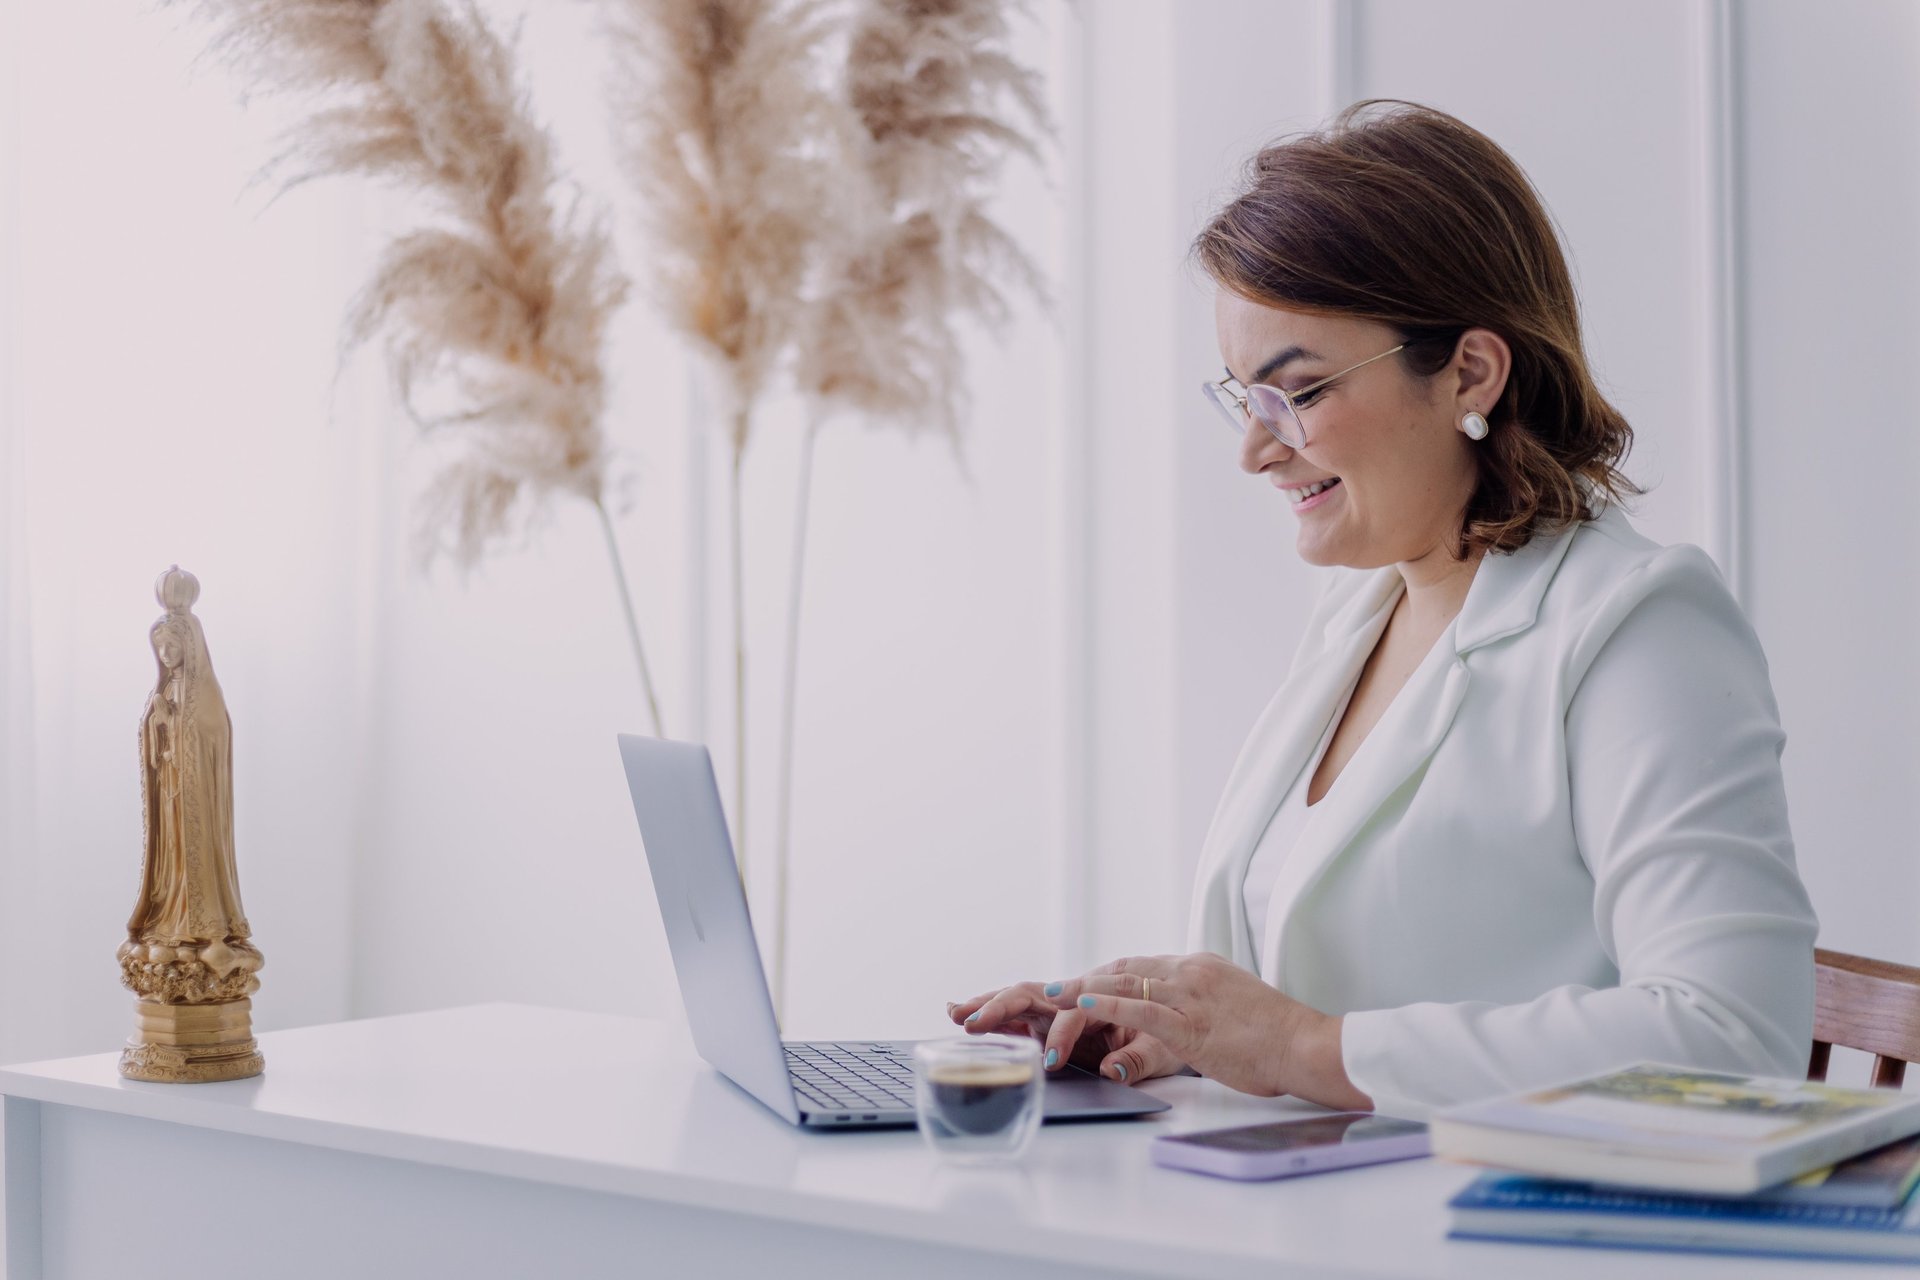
[1185,504,1819,1121]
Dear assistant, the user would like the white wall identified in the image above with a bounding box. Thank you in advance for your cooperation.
[0,1,377,1064]
[4,0,1916,1084]
[1076,0,1920,1084]
[344,1,1069,1044]
[1738,0,1920,969]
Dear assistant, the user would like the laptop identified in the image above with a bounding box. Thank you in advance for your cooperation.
[618,733,1171,1129]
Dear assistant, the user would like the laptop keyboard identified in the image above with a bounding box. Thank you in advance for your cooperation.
[784,1041,916,1113]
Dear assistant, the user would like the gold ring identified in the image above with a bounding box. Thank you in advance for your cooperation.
[1143,977,1152,1004]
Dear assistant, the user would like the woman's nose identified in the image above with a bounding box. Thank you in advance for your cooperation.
[1238,419,1293,475]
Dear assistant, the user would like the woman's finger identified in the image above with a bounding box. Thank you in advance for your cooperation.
[963,981,1054,1032]
[1100,1032,1185,1085]
[940,990,1021,1028]
[971,1018,1049,1040]
[963,1011,1052,1042]
[1072,991,1186,1046]
[954,1009,1041,1038]
[1041,1006,1090,1072]
[1042,967,1173,1010]
[947,987,1011,1022]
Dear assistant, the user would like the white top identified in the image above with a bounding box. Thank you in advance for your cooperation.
[1240,681,1354,951]
[1187,505,1819,1121]
[0,1003,1838,1279]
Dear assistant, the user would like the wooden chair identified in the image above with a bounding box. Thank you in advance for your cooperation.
[1808,948,1920,1089]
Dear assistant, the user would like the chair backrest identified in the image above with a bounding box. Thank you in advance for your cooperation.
[1809,948,1920,1089]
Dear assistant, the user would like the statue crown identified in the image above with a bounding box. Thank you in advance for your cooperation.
[156,565,200,613]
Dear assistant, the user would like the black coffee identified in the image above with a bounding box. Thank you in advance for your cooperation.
[926,1061,1036,1135]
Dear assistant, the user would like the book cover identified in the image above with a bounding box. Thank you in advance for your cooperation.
[1448,1167,1920,1262]
[1452,1129,1920,1211]
[1448,1130,1920,1213]
[1783,1132,1920,1208]
[1430,1063,1920,1194]
[1455,1063,1907,1150]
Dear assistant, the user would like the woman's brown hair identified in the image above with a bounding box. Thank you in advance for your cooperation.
[1192,99,1639,556]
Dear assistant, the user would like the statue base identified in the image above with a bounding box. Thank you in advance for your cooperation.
[119,997,264,1083]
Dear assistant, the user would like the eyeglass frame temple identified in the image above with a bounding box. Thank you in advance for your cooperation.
[1208,341,1410,420]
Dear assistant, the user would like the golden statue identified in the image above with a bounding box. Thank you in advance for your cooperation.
[117,566,265,1082]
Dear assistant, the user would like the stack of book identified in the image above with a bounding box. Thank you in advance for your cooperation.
[1431,1063,1920,1262]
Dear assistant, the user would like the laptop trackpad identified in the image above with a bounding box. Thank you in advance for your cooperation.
[1039,1065,1170,1120]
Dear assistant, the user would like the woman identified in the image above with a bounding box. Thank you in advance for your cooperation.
[950,100,1818,1121]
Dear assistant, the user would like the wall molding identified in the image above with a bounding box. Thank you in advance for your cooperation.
[0,0,31,1064]
[1051,0,1093,973]
[1319,0,1358,119]
[1695,0,1748,605]
[683,364,710,745]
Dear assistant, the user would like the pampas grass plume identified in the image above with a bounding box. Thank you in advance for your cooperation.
[797,0,1051,446]
[603,0,856,446]
[182,0,630,571]
[181,0,665,734]
[602,0,865,899]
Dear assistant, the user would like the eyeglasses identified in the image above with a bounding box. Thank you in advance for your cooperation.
[1200,344,1406,449]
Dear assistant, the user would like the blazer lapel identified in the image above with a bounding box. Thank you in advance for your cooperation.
[1186,571,1401,969]
[1253,515,1588,989]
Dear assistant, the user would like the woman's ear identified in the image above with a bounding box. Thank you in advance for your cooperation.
[1453,328,1512,413]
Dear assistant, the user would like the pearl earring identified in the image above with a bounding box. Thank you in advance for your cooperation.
[1460,411,1489,441]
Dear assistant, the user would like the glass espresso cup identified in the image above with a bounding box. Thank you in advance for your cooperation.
[912,1036,1043,1164]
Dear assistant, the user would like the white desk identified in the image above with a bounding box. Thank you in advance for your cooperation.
[3,1004,1906,1279]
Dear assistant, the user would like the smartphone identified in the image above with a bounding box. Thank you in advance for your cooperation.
[1150,1112,1429,1181]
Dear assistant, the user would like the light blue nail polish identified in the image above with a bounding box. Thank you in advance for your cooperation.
[965,1011,980,1023]
[1045,1048,1059,1068]
[1077,995,1096,1009]
[1044,981,1063,997]
[1113,1063,1128,1081]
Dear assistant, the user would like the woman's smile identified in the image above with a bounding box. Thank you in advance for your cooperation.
[1276,475,1343,509]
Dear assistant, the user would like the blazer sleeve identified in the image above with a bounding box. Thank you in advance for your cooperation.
[1336,545,1820,1120]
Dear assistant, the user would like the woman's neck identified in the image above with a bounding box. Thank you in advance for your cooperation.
[1394,539,1485,631]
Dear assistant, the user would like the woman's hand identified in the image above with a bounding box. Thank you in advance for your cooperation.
[947,980,1186,1084]
[1042,953,1375,1110]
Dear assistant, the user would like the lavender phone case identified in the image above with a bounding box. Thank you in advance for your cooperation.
[1150,1112,1430,1181]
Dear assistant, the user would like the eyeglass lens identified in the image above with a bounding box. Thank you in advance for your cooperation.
[1201,381,1304,448]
